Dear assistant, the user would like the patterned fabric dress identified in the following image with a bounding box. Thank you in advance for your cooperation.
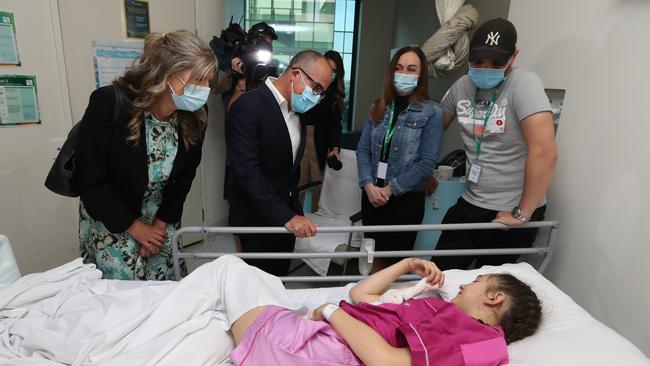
[79,113,187,280]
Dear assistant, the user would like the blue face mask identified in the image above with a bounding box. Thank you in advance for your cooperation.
[393,73,418,95]
[291,71,320,113]
[332,72,337,82]
[170,75,210,112]
[468,63,510,89]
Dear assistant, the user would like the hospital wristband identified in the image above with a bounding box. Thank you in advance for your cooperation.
[322,304,340,322]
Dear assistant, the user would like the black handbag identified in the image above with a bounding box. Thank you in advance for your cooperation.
[45,85,126,197]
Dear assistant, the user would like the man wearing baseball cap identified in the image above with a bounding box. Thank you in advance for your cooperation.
[434,18,558,270]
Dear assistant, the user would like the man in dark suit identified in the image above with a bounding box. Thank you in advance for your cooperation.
[226,50,333,275]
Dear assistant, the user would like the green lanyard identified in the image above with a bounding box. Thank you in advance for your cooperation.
[471,89,499,159]
[381,102,397,160]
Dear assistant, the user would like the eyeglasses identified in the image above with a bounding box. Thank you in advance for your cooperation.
[292,67,325,95]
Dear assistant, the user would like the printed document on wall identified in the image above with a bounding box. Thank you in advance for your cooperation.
[92,39,143,88]
[0,75,40,127]
[122,0,150,39]
[0,11,20,65]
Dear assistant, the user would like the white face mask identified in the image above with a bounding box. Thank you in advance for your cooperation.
[393,73,418,95]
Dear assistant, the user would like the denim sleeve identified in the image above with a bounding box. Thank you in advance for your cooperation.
[389,107,444,196]
[356,118,375,189]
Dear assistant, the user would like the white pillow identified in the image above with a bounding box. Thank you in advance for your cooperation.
[437,264,532,302]
[437,263,650,366]
[437,262,592,326]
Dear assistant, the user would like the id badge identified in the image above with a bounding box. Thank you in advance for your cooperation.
[468,163,482,183]
[377,162,388,179]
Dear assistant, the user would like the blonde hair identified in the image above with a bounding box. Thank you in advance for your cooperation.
[114,30,216,150]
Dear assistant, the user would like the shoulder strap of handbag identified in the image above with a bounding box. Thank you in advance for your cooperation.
[111,84,127,124]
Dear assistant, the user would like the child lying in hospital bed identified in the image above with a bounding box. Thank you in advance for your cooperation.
[4,256,647,365]
[222,255,541,365]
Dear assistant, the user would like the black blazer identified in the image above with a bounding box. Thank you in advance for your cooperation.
[76,85,204,233]
[226,81,305,227]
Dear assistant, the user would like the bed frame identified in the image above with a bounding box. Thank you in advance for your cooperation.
[171,221,560,282]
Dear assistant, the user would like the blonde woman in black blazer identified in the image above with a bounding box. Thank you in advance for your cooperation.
[76,30,216,280]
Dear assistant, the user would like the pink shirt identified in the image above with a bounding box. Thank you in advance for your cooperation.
[340,297,509,366]
[231,299,508,366]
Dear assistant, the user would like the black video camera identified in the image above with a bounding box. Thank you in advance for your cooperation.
[209,19,278,91]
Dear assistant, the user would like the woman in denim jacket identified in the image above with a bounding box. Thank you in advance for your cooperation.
[356,46,444,272]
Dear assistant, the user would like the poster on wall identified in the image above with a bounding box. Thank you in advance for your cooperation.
[92,39,143,88]
[0,11,20,66]
[0,75,40,127]
[123,0,150,39]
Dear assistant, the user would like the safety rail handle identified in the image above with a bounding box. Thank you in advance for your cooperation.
[175,247,547,260]
[172,221,559,238]
[281,274,421,283]
[171,221,560,280]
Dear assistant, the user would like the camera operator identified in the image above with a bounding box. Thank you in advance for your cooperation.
[222,22,278,111]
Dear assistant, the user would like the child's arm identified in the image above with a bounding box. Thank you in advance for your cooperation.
[349,258,444,304]
[311,304,412,366]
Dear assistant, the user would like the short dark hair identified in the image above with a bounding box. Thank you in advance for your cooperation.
[287,50,324,71]
[489,273,542,344]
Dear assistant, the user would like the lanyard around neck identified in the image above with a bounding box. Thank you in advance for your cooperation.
[472,88,499,160]
[381,102,397,159]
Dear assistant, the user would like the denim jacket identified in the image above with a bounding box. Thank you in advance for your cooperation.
[356,100,443,196]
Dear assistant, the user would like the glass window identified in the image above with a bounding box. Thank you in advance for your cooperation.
[334,1,346,32]
[345,1,355,32]
[333,31,344,51]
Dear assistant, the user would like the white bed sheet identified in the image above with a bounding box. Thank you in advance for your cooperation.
[0,259,236,366]
[1,260,647,366]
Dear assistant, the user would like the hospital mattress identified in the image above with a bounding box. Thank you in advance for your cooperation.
[0,259,647,366]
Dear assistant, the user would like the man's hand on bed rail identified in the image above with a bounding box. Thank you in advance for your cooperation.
[492,211,524,227]
[285,215,318,238]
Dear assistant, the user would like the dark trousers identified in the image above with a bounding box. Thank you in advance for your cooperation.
[239,233,294,276]
[362,190,425,265]
[435,197,546,270]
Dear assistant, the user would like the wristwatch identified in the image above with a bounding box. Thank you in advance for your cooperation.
[511,206,530,223]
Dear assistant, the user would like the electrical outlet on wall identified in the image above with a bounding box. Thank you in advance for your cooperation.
[48,138,65,159]
[545,88,566,134]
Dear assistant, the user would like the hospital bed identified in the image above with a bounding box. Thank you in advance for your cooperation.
[1,224,648,365]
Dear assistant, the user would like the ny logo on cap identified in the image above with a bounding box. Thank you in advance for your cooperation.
[485,31,500,46]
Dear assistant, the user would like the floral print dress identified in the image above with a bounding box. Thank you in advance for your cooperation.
[79,113,187,280]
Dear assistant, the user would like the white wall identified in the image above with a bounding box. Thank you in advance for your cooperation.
[195,0,230,228]
[509,0,650,355]
[351,0,395,130]
[0,0,77,275]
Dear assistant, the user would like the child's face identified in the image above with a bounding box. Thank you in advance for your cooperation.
[451,274,493,310]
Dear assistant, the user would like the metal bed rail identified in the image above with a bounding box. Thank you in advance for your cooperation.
[171,221,560,282]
